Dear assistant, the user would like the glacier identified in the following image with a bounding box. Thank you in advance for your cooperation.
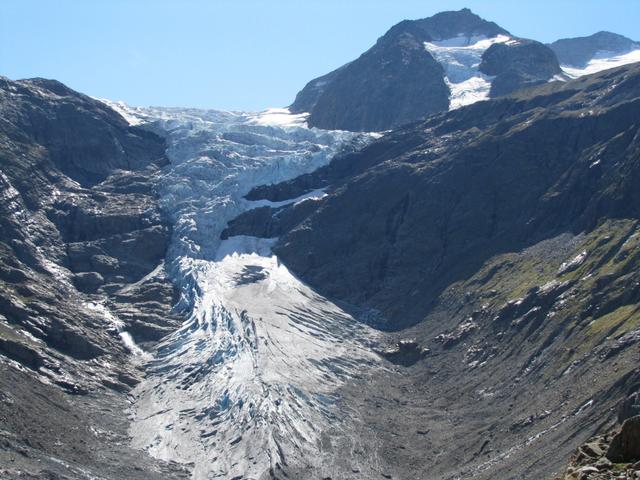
[424,34,513,109]
[106,104,389,478]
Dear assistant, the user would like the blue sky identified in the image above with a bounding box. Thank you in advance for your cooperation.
[1,1,638,111]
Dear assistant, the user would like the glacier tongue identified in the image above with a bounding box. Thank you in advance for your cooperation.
[117,106,384,478]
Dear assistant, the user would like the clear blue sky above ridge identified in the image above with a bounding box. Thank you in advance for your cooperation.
[2,0,638,111]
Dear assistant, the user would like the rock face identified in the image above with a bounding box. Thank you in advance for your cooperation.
[291,8,561,131]
[300,28,449,132]
[607,416,640,463]
[480,39,561,96]
[554,413,640,479]
[619,391,640,423]
[550,31,639,68]
[0,77,186,479]
[272,64,640,328]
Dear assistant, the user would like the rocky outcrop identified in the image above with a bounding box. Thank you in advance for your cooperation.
[480,39,561,96]
[554,413,640,479]
[378,339,430,366]
[301,26,449,132]
[607,416,640,463]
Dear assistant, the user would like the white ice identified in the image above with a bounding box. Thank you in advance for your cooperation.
[247,187,328,209]
[425,34,512,109]
[245,107,309,127]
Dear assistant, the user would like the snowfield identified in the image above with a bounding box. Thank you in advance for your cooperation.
[109,104,385,478]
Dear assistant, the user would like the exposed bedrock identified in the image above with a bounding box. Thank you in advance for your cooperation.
[0,76,186,479]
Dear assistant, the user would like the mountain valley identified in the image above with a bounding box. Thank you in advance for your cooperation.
[1,8,640,480]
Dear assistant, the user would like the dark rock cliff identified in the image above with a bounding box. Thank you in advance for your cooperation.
[480,39,562,96]
[0,77,186,479]
[244,64,640,327]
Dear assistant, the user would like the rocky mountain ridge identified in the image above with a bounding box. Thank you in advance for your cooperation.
[550,31,640,68]
[290,8,560,131]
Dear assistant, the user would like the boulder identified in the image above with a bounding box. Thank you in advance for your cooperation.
[380,339,430,366]
[606,416,640,463]
[73,271,105,293]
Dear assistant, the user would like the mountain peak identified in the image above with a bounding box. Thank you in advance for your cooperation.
[290,9,565,131]
[384,8,510,43]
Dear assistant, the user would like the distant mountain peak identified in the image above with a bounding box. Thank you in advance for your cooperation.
[384,8,510,44]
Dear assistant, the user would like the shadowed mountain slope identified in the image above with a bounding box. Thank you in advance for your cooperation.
[226,64,640,478]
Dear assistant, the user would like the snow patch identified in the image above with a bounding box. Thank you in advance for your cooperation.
[558,250,588,275]
[245,107,309,127]
[96,99,149,125]
[247,187,328,209]
[85,301,151,360]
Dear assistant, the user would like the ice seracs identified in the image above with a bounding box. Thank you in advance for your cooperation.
[99,100,310,129]
[108,103,383,478]
[245,107,309,127]
[424,34,512,109]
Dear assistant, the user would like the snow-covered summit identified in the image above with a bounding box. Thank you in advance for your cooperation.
[549,31,640,79]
